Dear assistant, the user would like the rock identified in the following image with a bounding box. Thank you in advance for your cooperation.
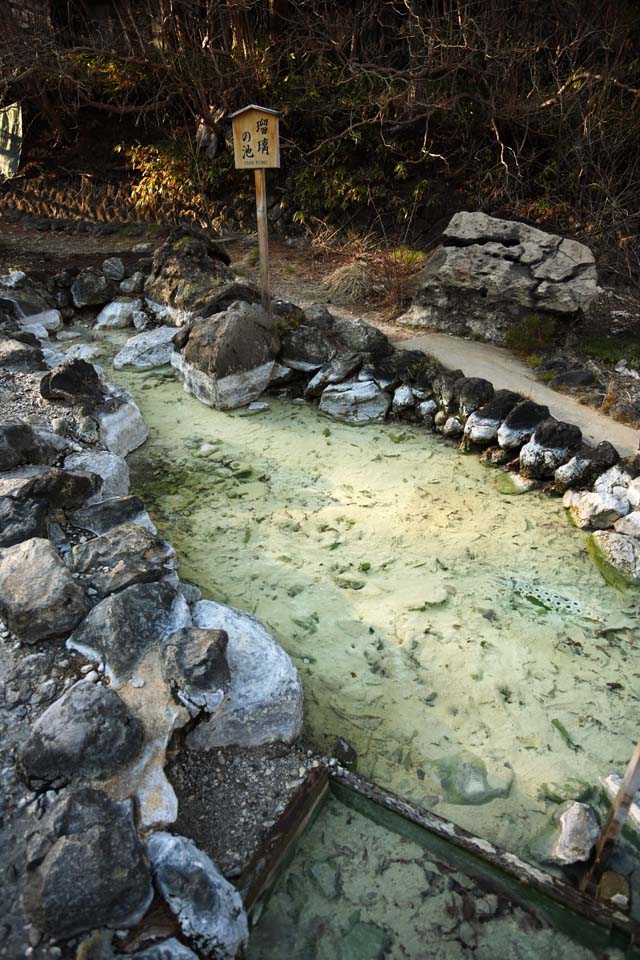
[69,496,157,536]
[71,268,114,309]
[550,801,599,865]
[238,400,269,416]
[392,384,415,416]
[163,628,230,714]
[120,272,146,295]
[589,531,640,588]
[0,538,88,643]
[63,342,101,362]
[102,257,125,282]
[593,463,633,498]
[463,390,522,446]
[443,416,464,438]
[563,490,629,529]
[457,377,494,418]
[0,495,47,547]
[10,466,101,508]
[596,871,630,910]
[497,399,550,450]
[433,755,513,805]
[399,212,597,343]
[129,940,199,960]
[434,410,447,428]
[1,270,53,315]
[187,599,303,749]
[319,379,391,424]
[67,581,190,681]
[22,308,62,333]
[519,419,582,478]
[614,511,640,537]
[269,361,294,387]
[23,788,153,940]
[40,359,106,406]
[554,441,620,493]
[304,353,364,399]
[113,327,177,369]
[278,304,335,371]
[360,350,437,392]
[96,396,148,457]
[417,399,438,423]
[627,478,640,509]
[601,773,640,831]
[333,737,357,768]
[148,833,247,960]
[0,334,44,371]
[550,369,597,389]
[94,298,144,330]
[200,281,261,316]
[0,420,67,472]
[332,316,393,359]
[172,302,279,409]
[144,228,233,320]
[71,523,176,596]
[18,681,144,788]
[64,451,130,501]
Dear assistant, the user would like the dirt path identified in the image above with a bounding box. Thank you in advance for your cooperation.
[398,331,639,456]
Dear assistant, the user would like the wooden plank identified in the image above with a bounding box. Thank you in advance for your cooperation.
[232,107,280,170]
[254,168,271,315]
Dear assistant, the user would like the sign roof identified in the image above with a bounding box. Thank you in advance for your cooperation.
[229,104,279,119]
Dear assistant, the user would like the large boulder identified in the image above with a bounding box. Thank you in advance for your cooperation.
[23,788,153,940]
[6,466,101,508]
[96,395,148,457]
[71,268,115,309]
[319,379,391,425]
[497,400,550,451]
[554,441,620,493]
[71,522,176,596]
[0,270,53,316]
[0,538,88,643]
[68,495,157,536]
[187,600,303,749]
[163,627,230,714]
[144,228,233,320]
[94,298,143,330]
[278,305,393,373]
[113,326,178,369]
[0,334,45,371]
[400,212,597,343]
[463,390,522,446]
[40,359,106,406]
[18,680,144,788]
[147,832,248,960]
[563,489,630,529]
[589,530,640,588]
[0,495,47,547]
[0,420,67,472]
[172,301,279,409]
[456,377,494,418]
[64,450,130,501]
[520,418,582,479]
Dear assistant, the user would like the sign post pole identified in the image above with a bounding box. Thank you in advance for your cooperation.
[230,104,280,317]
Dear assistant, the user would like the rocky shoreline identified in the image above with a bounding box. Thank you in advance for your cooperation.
[1,218,639,958]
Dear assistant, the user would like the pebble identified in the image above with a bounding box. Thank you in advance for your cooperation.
[83,670,99,683]
[80,663,95,674]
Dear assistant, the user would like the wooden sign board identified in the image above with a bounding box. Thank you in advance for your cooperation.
[230,105,280,170]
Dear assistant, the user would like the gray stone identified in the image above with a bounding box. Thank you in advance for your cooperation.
[187,599,303,749]
[433,755,514,805]
[550,801,599,865]
[497,400,550,450]
[23,309,62,332]
[67,581,190,681]
[119,272,145,295]
[392,384,415,416]
[614,511,640,537]
[519,419,582,479]
[554,441,620,493]
[144,228,233,320]
[319,379,391,425]
[563,490,629,529]
[102,257,126,282]
[130,940,199,960]
[71,268,114,309]
[69,496,157,536]
[96,396,148,457]
[0,270,52,315]
[23,788,153,940]
[147,832,248,960]
[113,327,177,370]
[94,298,144,330]
[457,377,494,418]
[304,353,364,399]
[417,399,438,423]
[0,495,47,547]
[64,451,130,501]
[40,359,106,406]
[0,538,88,643]
[63,342,101,362]
[71,522,175,596]
[0,419,67,472]
[18,680,144,788]
[589,531,640,587]
[332,316,393,359]
[0,465,100,507]
[163,628,230,714]
[0,335,44,371]
[443,416,464,438]
[463,390,522,446]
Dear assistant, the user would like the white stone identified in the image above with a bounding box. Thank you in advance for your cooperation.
[187,600,303,749]
[593,464,632,496]
[63,343,100,361]
[590,530,640,585]
[614,511,640,537]
[443,416,464,438]
[392,384,415,414]
[563,490,630,529]
[20,322,49,341]
[22,308,62,331]
[94,299,143,330]
[64,451,130,502]
[102,257,125,281]
[520,439,571,478]
[171,352,275,411]
[113,327,177,370]
[319,379,390,425]
[550,801,599,865]
[417,399,438,420]
[463,412,501,444]
[626,478,640,509]
[96,398,148,457]
[41,346,67,368]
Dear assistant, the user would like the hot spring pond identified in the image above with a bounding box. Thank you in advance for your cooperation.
[111,359,640,864]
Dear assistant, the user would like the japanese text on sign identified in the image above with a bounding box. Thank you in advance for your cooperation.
[231,106,280,169]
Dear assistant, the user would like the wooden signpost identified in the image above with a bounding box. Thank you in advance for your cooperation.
[230,104,280,315]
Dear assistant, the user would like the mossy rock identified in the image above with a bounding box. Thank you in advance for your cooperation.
[587,533,640,593]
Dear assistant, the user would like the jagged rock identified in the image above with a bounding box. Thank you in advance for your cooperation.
[0,420,67,472]
[432,370,465,413]
[187,600,303,749]
[1,271,53,315]
[417,399,438,424]
[457,378,494,418]
[549,801,599,865]
[593,463,634,497]
[102,257,126,282]
[550,368,597,390]
[22,308,62,333]
[69,496,157,536]
[172,302,279,409]
[332,316,393,359]
[0,495,47,547]
[40,359,106,406]
[304,353,363,399]
[129,940,199,960]
[96,396,148,457]
[18,681,144,788]
[554,441,620,493]
[392,384,415,416]
[113,327,178,369]
[319,379,391,424]
[144,228,233,320]
[589,531,640,587]
[67,581,190,680]
[627,478,640,509]
[163,628,230,714]
[497,400,550,450]
[400,212,597,343]
[71,523,176,596]
[8,466,101,508]
[0,334,44,371]
[463,390,522,446]
[120,272,146,295]
[443,416,464,438]
[520,419,582,478]
[94,298,144,330]
[71,268,114,309]
[278,306,334,371]
[23,788,153,940]
[269,361,294,387]
[563,490,630,529]
[148,833,248,960]
[64,451,130,501]
[0,537,88,643]
[614,511,640,537]
[63,342,101,362]
[359,350,436,393]
[201,281,261,315]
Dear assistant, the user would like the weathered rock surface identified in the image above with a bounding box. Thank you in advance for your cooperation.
[433,754,514,805]
[64,450,130,501]
[144,228,233,320]
[589,531,640,587]
[519,418,582,478]
[95,298,144,330]
[0,334,44,371]
[319,379,391,424]
[71,522,176,596]
[550,801,599,865]
[67,581,190,680]
[5,465,101,507]
[392,383,416,417]
[0,419,67,472]
[497,400,550,450]
[129,940,199,960]
[443,416,464,438]
[71,268,114,309]
[113,327,178,369]
[21,308,62,333]
[172,302,279,409]
[1,271,53,315]
[304,353,364,399]
[23,788,153,940]
[147,832,248,960]
[188,600,303,749]
[463,389,521,446]
[96,396,148,457]
[0,495,47,547]
[68,495,157,536]
[554,441,620,493]
[102,257,126,282]
[332,316,393,359]
[163,627,230,714]
[432,370,465,413]
[40,358,106,406]
[457,377,494,418]
[563,490,629,529]
[614,511,640,537]
[18,680,144,788]
[0,538,88,643]
[400,212,597,342]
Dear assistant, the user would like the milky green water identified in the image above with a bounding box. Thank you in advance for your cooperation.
[103,343,640,863]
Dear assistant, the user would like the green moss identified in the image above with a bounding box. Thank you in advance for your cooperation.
[579,336,640,368]
[586,534,633,593]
